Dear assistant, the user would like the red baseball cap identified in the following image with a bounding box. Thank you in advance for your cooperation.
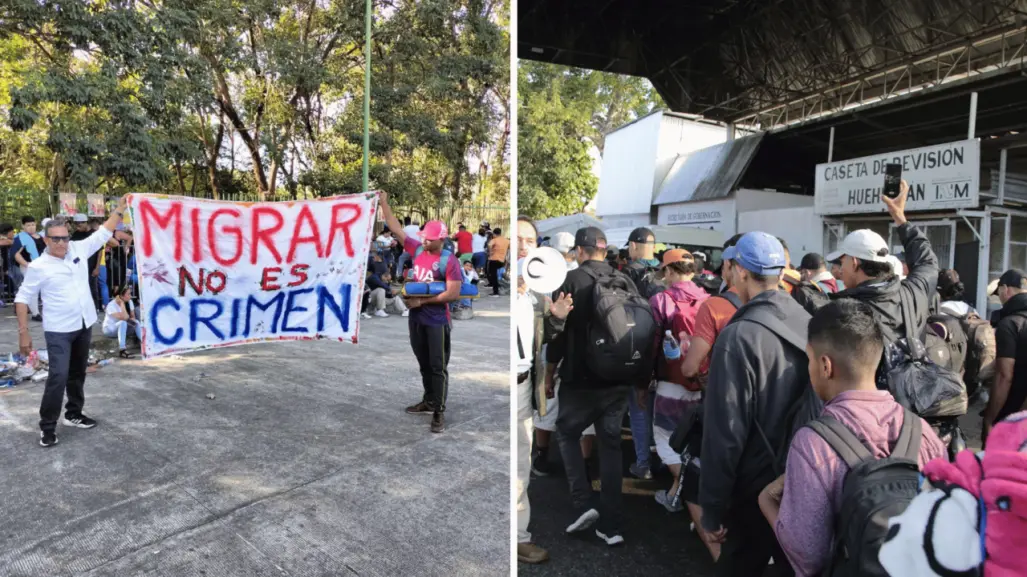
[421,220,448,241]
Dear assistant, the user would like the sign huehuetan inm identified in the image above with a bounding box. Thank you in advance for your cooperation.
[815,139,980,215]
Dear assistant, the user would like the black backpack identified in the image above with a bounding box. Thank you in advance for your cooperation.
[581,268,658,383]
[926,313,968,374]
[886,290,968,418]
[806,410,922,577]
[625,262,665,299]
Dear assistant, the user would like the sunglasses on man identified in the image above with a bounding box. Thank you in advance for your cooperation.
[47,236,70,244]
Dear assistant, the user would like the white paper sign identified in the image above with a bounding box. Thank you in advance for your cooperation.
[815,139,979,215]
[128,193,377,358]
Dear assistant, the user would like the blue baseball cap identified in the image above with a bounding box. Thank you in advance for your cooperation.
[733,232,787,275]
[722,246,738,261]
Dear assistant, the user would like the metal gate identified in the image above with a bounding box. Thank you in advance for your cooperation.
[889,220,956,270]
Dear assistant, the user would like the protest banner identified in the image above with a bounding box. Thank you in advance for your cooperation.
[59,193,78,215]
[127,193,378,358]
[87,194,105,216]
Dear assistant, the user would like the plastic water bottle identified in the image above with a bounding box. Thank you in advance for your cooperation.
[97,359,115,367]
[663,330,681,360]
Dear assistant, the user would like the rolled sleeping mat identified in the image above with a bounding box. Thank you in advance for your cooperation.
[403,282,480,298]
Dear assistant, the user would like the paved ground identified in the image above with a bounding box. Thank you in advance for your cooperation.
[0,295,511,577]
[521,399,984,577]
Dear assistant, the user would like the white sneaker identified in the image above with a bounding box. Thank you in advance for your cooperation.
[360,312,372,319]
[374,310,389,318]
[402,310,409,317]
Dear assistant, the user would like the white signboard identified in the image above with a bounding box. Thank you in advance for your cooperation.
[657,199,736,237]
[815,139,979,215]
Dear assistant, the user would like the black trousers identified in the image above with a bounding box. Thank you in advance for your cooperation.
[555,385,630,531]
[409,320,451,412]
[715,498,795,577]
[486,260,503,295]
[40,325,92,432]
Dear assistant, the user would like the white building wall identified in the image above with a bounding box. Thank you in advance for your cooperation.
[735,189,816,211]
[596,112,728,219]
[595,114,663,217]
[738,206,824,266]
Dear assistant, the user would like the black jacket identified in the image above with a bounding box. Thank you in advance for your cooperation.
[700,289,812,531]
[365,273,393,298]
[546,260,632,388]
[831,223,939,344]
[993,292,1027,421]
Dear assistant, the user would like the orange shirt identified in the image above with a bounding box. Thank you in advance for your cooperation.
[691,288,740,374]
[488,236,509,261]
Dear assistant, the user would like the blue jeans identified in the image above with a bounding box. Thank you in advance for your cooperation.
[627,389,654,468]
[395,252,411,278]
[98,266,110,306]
[472,252,486,271]
[104,320,141,350]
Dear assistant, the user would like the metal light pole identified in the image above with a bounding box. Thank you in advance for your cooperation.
[362,0,371,192]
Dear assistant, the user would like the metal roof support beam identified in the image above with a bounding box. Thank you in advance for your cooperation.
[999,147,1008,204]
[969,91,978,139]
[828,126,835,162]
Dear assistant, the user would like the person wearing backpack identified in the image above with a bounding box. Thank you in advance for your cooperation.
[379,193,464,434]
[826,181,940,388]
[699,232,812,576]
[680,233,744,386]
[935,269,996,397]
[545,226,658,546]
[618,227,664,480]
[645,250,708,506]
[760,299,945,577]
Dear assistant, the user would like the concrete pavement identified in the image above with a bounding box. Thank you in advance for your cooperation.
[0,296,511,577]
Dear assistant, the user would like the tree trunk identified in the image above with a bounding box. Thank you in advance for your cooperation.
[202,49,269,199]
[190,162,199,196]
[174,159,186,194]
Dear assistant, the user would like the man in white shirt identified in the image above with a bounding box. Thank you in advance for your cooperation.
[15,196,128,447]
[515,216,549,564]
[394,216,422,278]
[472,227,488,273]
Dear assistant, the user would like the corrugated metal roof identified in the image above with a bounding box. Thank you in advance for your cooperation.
[652,134,764,205]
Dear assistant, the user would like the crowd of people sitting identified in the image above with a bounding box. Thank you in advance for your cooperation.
[363,217,510,320]
[517,182,1026,576]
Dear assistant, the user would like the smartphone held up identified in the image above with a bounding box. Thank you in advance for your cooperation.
[883,163,902,199]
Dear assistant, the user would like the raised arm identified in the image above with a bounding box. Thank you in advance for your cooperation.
[378,192,406,246]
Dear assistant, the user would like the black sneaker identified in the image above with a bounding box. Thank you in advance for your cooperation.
[405,401,433,414]
[39,431,58,447]
[565,507,599,533]
[430,411,445,433]
[531,451,551,477]
[63,414,97,429]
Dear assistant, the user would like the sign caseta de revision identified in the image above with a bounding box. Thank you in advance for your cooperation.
[814,139,980,215]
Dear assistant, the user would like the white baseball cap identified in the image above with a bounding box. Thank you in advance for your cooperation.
[826,229,891,263]
[73,214,88,222]
[551,232,575,254]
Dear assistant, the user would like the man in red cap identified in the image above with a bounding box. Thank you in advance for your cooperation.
[379,192,463,433]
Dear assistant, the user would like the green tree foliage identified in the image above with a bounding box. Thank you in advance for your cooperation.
[517,61,664,219]
[0,0,508,216]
